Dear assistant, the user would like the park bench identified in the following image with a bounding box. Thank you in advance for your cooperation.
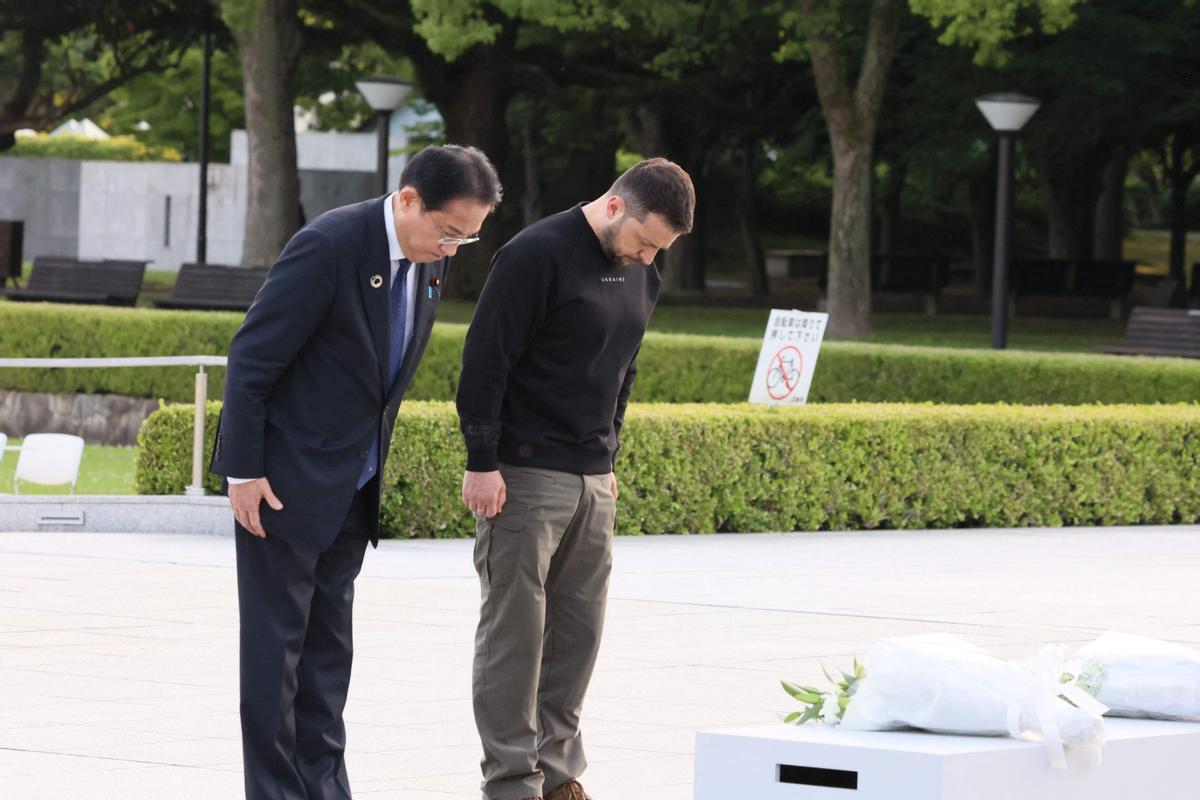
[871,252,950,315]
[764,249,829,280]
[1098,306,1200,359]
[1012,257,1135,319]
[153,262,268,312]
[3,256,147,306]
[811,252,949,315]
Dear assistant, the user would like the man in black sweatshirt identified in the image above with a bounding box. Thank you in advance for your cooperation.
[457,158,695,800]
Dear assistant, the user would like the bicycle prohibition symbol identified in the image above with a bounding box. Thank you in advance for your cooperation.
[766,344,804,400]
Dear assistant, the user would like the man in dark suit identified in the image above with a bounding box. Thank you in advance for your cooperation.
[211,144,502,800]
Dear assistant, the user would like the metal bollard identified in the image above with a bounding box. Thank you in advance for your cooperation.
[185,366,207,497]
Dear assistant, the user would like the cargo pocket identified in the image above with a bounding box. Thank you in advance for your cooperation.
[480,504,528,588]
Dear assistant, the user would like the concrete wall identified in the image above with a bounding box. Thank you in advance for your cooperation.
[299,169,377,223]
[0,389,160,446]
[0,134,386,271]
[78,161,246,269]
[231,129,407,193]
[0,158,81,264]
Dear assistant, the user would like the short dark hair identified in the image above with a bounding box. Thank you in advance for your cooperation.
[609,158,695,234]
[397,144,502,211]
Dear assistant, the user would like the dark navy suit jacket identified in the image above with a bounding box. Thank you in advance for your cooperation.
[210,195,446,551]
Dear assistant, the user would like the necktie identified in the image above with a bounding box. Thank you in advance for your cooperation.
[386,258,411,392]
[357,259,411,489]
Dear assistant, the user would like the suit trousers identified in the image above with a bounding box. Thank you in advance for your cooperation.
[236,481,374,800]
[472,464,617,800]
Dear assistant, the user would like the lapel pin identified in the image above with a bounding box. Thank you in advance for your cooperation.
[369,274,383,289]
[431,276,441,288]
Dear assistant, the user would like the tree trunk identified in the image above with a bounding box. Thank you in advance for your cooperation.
[0,37,46,151]
[232,0,303,267]
[969,166,996,299]
[1166,134,1198,288]
[620,103,706,293]
[877,160,906,257]
[416,38,515,298]
[519,106,542,227]
[1040,147,1106,260]
[1093,150,1128,261]
[663,185,706,292]
[1169,176,1188,287]
[827,142,875,335]
[801,0,903,339]
[664,233,704,292]
[736,149,768,297]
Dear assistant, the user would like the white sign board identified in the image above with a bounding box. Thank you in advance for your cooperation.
[748,309,828,406]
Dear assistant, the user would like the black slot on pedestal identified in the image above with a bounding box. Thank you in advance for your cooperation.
[778,763,859,790]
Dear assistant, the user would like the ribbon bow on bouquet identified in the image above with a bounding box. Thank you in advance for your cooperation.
[1011,645,1109,770]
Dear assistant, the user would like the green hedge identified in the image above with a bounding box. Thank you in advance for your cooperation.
[136,401,1200,537]
[0,303,239,400]
[5,133,182,162]
[5,302,1200,405]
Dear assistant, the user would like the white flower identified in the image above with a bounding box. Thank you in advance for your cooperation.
[821,692,842,725]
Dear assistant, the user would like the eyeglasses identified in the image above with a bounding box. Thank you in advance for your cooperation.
[428,210,480,247]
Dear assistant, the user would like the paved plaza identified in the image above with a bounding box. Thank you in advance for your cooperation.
[1,525,1198,799]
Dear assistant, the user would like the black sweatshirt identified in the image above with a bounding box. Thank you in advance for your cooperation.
[457,205,660,475]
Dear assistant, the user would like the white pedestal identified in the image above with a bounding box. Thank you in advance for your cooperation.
[694,719,1200,800]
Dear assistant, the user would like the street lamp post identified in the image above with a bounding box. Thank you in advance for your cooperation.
[975,93,1040,350]
[355,77,415,196]
[197,28,212,265]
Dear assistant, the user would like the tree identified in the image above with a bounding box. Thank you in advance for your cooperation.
[781,0,904,338]
[220,0,304,267]
[1142,2,1200,290]
[0,1,212,150]
[91,38,245,163]
[776,0,1085,337]
[611,1,813,297]
[1162,134,1200,289]
[1002,2,1159,260]
[408,0,814,297]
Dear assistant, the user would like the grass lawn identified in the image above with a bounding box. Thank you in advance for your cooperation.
[1123,229,1200,276]
[0,438,137,495]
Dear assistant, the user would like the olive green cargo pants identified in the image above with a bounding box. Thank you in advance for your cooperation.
[472,464,617,800]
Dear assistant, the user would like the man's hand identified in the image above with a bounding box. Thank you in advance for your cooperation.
[608,472,619,500]
[462,470,506,519]
[229,477,284,538]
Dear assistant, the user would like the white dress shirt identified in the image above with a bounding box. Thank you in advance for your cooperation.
[229,193,417,485]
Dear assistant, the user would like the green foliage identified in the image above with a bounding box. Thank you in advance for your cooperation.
[411,0,634,61]
[5,133,181,162]
[92,45,245,163]
[783,660,865,724]
[136,401,1200,537]
[3,304,1199,405]
[0,2,212,144]
[397,101,447,152]
[219,0,265,33]
[134,401,223,495]
[615,149,642,175]
[293,40,417,135]
[909,0,1082,65]
[0,303,236,400]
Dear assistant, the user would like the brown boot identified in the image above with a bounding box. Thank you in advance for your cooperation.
[545,780,592,800]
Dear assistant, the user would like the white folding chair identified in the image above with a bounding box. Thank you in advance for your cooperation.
[14,433,85,494]
[0,432,7,463]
